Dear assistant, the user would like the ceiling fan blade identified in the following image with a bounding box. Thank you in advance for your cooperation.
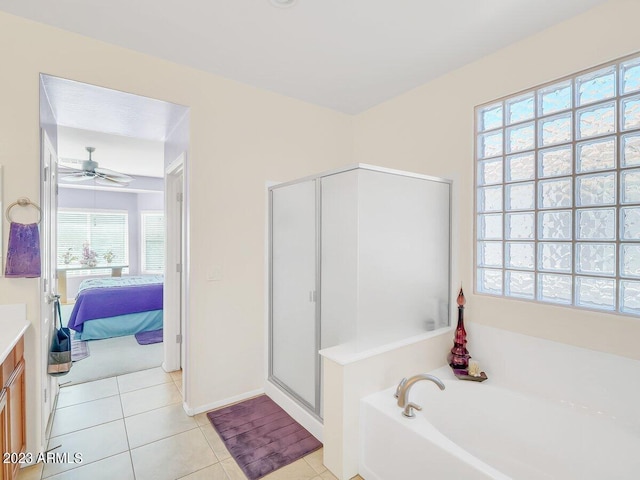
[94,167,133,182]
[95,175,128,187]
[60,173,93,182]
[95,172,131,185]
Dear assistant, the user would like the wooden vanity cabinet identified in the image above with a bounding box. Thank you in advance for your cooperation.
[0,389,7,480]
[1,337,25,480]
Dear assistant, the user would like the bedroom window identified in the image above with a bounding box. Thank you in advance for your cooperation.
[57,209,129,275]
[475,53,640,316]
[141,212,165,274]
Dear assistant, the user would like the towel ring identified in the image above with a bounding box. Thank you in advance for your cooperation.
[5,197,42,224]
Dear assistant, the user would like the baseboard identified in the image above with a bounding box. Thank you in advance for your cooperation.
[161,361,180,373]
[183,388,265,416]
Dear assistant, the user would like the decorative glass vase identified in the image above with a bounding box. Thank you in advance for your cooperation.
[449,287,470,370]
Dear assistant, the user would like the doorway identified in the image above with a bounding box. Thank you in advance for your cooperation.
[39,74,190,423]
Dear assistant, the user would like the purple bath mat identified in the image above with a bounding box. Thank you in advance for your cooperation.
[134,329,163,345]
[207,395,322,480]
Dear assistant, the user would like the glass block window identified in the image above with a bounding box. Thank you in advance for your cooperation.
[475,53,640,316]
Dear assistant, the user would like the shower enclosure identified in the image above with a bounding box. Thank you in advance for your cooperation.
[269,164,451,419]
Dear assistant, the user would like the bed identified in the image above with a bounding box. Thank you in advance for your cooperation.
[67,275,164,340]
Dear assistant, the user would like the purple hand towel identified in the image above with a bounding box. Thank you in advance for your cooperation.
[5,222,41,278]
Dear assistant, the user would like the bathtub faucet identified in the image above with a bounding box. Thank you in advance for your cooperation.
[396,373,445,418]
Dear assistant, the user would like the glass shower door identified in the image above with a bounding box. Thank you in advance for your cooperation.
[270,179,318,412]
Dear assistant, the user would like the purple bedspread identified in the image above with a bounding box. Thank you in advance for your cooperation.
[68,283,163,332]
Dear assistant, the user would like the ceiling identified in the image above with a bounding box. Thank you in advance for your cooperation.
[42,75,187,142]
[3,0,609,114]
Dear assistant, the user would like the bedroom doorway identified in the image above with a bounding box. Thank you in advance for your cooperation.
[39,75,190,393]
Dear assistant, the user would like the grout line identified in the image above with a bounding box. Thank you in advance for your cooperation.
[122,399,184,419]
[41,450,129,480]
[117,381,138,480]
[116,374,174,395]
[121,389,184,419]
[47,418,125,444]
[178,460,230,480]
[128,425,200,451]
[40,415,128,479]
[55,391,120,410]
[117,381,174,396]
[197,424,221,464]
[49,415,124,441]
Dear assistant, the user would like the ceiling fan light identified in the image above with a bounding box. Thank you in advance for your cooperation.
[270,0,297,8]
[82,159,99,172]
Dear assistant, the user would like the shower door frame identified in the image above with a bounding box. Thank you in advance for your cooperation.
[268,177,323,420]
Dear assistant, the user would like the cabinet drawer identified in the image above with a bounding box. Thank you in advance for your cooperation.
[1,388,7,480]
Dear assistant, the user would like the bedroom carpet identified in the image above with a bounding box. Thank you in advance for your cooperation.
[60,334,164,385]
[59,304,163,385]
[207,395,322,480]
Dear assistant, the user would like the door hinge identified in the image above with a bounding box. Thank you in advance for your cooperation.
[177,192,183,202]
[176,263,182,273]
[44,388,47,403]
[44,166,49,181]
[43,278,48,292]
[176,334,182,344]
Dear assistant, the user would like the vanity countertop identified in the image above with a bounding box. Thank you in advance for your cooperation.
[0,304,29,364]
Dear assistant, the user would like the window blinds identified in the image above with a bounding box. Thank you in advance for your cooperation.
[141,212,165,273]
[57,210,129,272]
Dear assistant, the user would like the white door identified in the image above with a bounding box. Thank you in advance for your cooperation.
[163,155,186,375]
[41,132,58,439]
[177,172,185,371]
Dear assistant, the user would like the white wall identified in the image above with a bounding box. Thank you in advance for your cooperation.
[353,0,640,360]
[0,11,353,454]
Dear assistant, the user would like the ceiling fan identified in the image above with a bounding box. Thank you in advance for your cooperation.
[59,147,133,186]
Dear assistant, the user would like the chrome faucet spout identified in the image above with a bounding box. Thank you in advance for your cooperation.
[394,378,407,399]
[396,373,445,418]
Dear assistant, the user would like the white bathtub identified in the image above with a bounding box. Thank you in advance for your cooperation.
[360,366,640,480]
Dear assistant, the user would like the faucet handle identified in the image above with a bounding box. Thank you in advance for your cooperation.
[402,402,422,418]
[394,378,407,399]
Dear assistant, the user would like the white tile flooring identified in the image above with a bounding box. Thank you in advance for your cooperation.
[18,367,363,480]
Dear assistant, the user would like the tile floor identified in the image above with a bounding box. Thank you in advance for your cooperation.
[17,367,364,480]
